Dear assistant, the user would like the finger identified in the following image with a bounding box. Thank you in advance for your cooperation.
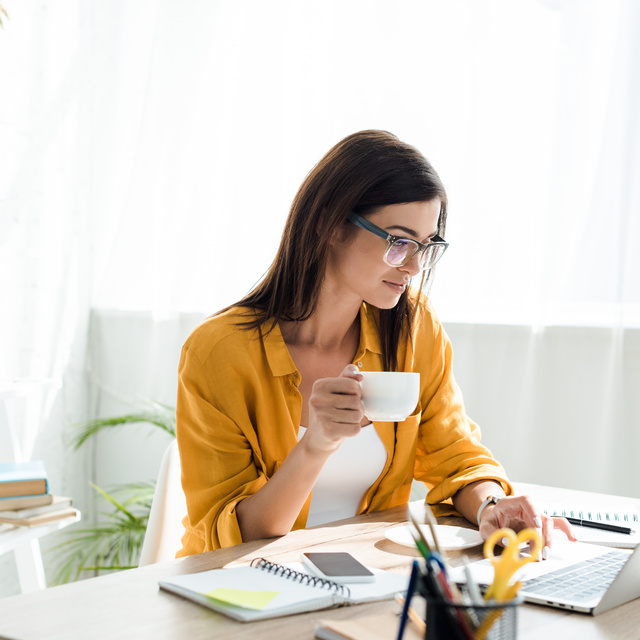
[304,407,363,449]
[553,516,579,541]
[540,515,553,560]
[325,404,366,426]
[309,390,364,417]
[310,391,365,424]
[341,364,363,381]
[314,376,362,397]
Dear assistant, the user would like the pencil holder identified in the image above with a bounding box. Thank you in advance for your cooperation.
[422,594,521,640]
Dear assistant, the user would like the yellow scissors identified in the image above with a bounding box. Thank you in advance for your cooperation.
[483,527,543,602]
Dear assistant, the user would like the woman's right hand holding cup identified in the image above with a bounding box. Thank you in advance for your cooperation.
[303,364,364,455]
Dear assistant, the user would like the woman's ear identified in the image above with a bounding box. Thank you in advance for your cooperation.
[328,224,350,246]
[325,215,352,245]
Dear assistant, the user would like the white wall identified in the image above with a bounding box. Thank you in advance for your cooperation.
[446,323,640,496]
[87,312,640,499]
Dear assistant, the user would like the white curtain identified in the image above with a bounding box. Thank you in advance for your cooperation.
[0,1,91,467]
[81,0,640,326]
[1,1,638,591]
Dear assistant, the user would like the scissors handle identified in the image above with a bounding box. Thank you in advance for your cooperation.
[483,528,542,602]
[483,528,514,560]
[484,527,542,560]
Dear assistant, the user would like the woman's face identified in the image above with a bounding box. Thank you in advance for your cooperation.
[326,200,442,310]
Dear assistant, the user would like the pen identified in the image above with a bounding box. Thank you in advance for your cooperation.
[565,517,635,535]
[395,594,426,635]
[411,534,431,562]
[407,508,466,604]
[396,561,420,640]
[407,511,433,557]
[407,527,443,600]
[422,502,443,554]
[461,555,482,605]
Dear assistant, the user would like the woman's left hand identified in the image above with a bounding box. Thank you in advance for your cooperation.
[479,495,578,560]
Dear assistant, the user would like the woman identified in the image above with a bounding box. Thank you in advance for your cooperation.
[175,130,574,558]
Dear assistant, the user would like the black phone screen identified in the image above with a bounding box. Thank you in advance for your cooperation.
[302,552,374,577]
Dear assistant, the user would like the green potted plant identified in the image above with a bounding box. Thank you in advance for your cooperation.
[50,401,176,583]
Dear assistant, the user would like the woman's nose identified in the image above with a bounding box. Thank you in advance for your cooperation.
[399,252,424,277]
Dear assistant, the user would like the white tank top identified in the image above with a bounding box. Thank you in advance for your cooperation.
[297,424,388,527]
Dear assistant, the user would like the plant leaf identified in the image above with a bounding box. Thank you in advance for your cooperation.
[89,482,141,523]
[47,479,156,583]
[67,409,176,450]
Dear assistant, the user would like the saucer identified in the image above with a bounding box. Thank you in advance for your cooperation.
[385,524,483,550]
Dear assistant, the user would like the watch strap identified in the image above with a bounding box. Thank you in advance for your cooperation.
[477,495,502,526]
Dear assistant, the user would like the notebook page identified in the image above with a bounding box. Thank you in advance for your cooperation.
[161,565,338,617]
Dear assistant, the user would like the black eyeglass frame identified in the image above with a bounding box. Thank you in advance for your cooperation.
[347,211,449,269]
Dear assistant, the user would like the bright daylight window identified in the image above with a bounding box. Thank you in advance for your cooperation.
[1,0,639,390]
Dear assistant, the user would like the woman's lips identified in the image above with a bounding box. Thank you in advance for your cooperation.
[384,281,407,294]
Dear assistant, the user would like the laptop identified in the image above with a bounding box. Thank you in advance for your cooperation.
[452,538,640,615]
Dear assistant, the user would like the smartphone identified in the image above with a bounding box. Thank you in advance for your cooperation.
[301,552,376,583]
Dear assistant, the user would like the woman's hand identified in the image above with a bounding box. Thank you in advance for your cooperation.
[302,364,364,455]
[479,495,578,560]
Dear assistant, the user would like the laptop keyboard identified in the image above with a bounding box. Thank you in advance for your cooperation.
[522,551,627,602]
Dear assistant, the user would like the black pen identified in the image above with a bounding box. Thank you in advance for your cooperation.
[565,517,635,535]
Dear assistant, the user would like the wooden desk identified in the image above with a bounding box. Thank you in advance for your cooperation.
[0,483,638,640]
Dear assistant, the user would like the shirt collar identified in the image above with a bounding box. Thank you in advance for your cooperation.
[357,303,382,357]
[261,317,299,378]
[262,303,382,378]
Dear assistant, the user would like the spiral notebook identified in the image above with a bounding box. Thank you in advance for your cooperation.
[158,558,409,622]
[541,504,640,548]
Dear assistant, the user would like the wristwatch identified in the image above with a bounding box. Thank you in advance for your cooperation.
[477,495,502,526]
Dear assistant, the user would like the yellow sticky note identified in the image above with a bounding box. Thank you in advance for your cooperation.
[205,587,279,610]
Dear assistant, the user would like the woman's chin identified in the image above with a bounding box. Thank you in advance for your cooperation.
[365,293,403,310]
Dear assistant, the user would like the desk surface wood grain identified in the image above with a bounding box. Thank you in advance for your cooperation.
[0,483,638,640]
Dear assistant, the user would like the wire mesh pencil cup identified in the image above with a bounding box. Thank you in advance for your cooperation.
[422,592,520,640]
[398,553,521,640]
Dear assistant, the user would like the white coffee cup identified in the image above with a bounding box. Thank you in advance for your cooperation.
[359,371,420,421]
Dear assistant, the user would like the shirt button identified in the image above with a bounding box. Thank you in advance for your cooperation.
[357,362,363,367]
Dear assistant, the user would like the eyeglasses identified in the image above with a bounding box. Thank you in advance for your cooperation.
[347,212,449,270]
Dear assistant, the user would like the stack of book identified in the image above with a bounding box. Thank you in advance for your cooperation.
[0,460,77,527]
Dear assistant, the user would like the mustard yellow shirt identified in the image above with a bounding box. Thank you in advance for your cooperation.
[175,297,512,557]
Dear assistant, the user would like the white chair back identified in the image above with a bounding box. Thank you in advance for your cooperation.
[138,439,187,566]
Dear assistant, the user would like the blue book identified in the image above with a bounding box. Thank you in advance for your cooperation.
[0,461,49,499]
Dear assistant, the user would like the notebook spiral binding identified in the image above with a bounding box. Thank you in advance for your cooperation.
[250,557,351,598]
[544,508,639,523]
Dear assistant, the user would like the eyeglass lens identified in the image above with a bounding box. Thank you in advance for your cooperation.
[385,239,445,269]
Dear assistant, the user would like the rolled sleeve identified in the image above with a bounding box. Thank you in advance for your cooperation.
[176,345,267,553]
[413,302,512,507]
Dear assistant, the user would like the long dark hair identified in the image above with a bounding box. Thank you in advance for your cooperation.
[234,130,448,370]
